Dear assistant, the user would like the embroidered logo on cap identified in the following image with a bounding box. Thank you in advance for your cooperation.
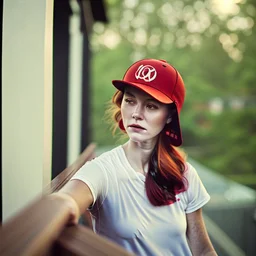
[135,64,157,82]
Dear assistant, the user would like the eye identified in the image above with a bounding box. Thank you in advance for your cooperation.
[124,98,135,104]
[147,103,158,110]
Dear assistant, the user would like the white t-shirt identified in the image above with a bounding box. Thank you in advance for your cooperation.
[71,145,210,256]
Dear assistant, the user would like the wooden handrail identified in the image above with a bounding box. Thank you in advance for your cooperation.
[0,196,72,256]
[52,225,133,256]
[0,143,134,256]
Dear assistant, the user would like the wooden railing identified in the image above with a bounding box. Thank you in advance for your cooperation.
[0,143,133,256]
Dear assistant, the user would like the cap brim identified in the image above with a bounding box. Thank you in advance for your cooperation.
[112,80,173,104]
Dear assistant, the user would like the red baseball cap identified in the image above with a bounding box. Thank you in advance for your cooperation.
[112,59,186,146]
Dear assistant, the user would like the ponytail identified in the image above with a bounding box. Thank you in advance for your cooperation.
[145,131,187,206]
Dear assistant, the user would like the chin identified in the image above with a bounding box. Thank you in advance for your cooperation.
[128,134,154,144]
[128,134,146,143]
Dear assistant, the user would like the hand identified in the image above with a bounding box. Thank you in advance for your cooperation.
[48,192,80,225]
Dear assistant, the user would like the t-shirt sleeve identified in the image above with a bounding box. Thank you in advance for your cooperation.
[184,163,210,214]
[70,159,108,206]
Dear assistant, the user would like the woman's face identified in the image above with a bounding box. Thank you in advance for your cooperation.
[121,86,171,144]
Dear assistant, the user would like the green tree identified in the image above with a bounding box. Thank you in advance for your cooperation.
[90,0,256,186]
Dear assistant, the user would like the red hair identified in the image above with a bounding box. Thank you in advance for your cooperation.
[105,90,187,206]
[105,90,124,136]
[145,130,187,206]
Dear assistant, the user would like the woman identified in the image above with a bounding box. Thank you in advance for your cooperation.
[56,59,217,255]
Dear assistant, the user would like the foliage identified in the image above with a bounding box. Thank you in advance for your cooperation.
[90,0,256,182]
[194,108,256,175]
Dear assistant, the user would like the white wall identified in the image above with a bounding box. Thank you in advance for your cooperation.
[2,0,53,221]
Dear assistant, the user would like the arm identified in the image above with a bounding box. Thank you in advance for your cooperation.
[186,208,217,256]
[50,180,94,225]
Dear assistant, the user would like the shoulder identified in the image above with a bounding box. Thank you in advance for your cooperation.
[183,162,208,191]
[181,162,210,213]
[183,162,198,179]
[95,145,122,159]
[72,146,121,177]
[90,145,123,166]
[80,145,124,175]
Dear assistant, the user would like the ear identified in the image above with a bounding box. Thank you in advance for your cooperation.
[166,117,172,124]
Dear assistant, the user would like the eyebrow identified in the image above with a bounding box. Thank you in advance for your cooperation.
[124,91,135,97]
[124,90,159,103]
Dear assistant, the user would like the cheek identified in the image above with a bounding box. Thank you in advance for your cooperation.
[148,112,168,130]
[156,117,168,128]
[120,103,130,121]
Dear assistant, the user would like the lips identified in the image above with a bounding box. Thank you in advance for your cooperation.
[128,124,146,130]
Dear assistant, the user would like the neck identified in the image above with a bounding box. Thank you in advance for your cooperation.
[122,139,157,174]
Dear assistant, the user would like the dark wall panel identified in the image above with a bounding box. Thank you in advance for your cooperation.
[52,1,71,179]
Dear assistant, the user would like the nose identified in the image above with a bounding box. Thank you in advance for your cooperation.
[132,113,141,120]
[132,105,143,121]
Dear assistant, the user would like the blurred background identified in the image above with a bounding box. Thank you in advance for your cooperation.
[91,0,256,191]
[1,0,256,255]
